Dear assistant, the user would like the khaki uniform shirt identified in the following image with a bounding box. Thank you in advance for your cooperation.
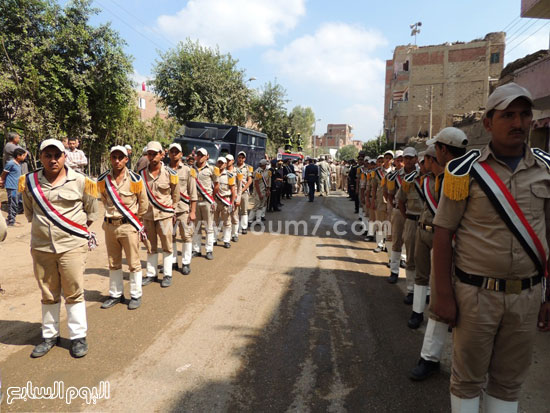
[419,172,438,226]
[254,167,271,194]
[217,170,235,198]
[195,163,217,201]
[371,166,392,209]
[396,171,424,216]
[22,167,99,253]
[100,168,149,219]
[434,144,550,279]
[359,167,367,190]
[235,163,253,196]
[174,162,198,214]
[142,164,179,221]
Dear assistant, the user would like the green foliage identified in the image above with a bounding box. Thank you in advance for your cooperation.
[288,106,315,148]
[362,135,394,159]
[152,40,250,126]
[336,144,358,161]
[249,80,289,154]
[0,0,135,173]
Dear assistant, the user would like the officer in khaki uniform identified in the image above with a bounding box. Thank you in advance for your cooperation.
[98,145,149,310]
[409,130,468,381]
[225,154,240,242]
[21,139,98,358]
[384,150,404,272]
[364,158,377,241]
[213,157,236,248]
[140,141,179,288]
[433,83,550,412]
[249,159,270,223]
[168,143,197,275]
[396,147,422,304]
[370,151,393,252]
[192,147,218,260]
[235,151,253,235]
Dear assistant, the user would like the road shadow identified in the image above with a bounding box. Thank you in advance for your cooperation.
[317,255,385,266]
[84,289,106,303]
[316,243,368,250]
[170,266,450,412]
[0,320,42,346]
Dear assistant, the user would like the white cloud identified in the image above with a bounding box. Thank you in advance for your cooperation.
[264,23,388,99]
[155,0,305,51]
[504,24,550,64]
[265,23,388,139]
[129,70,150,90]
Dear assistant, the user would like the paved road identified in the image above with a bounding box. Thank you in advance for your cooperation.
[2,192,452,411]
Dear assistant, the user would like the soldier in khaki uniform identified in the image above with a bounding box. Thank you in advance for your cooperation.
[98,146,149,310]
[235,151,253,235]
[213,157,236,248]
[168,143,197,275]
[409,130,468,381]
[364,158,377,241]
[225,154,240,242]
[249,159,270,224]
[21,139,98,358]
[370,151,393,251]
[384,150,404,271]
[396,147,422,305]
[140,141,179,288]
[192,147,218,260]
[433,84,550,412]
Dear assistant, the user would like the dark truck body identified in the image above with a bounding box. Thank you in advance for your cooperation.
[172,122,267,168]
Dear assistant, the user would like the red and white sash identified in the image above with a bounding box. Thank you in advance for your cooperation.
[104,174,145,233]
[471,161,547,276]
[216,193,232,207]
[195,177,215,204]
[180,192,190,205]
[27,171,90,239]
[423,176,438,216]
[375,168,385,181]
[140,169,174,213]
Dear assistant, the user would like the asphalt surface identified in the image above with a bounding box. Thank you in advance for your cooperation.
[1,191,451,412]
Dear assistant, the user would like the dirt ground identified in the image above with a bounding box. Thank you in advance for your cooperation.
[0,189,549,412]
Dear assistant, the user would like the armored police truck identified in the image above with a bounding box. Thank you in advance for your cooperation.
[172,122,267,167]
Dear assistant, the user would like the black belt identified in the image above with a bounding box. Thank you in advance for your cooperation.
[104,217,129,224]
[455,267,541,294]
[406,214,420,221]
[419,223,434,232]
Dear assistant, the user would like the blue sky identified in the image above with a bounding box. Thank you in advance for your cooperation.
[83,0,549,141]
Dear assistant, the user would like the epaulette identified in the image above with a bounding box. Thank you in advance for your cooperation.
[404,170,419,183]
[190,168,197,179]
[386,170,398,181]
[128,170,144,194]
[97,170,110,194]
[165,166,179,185]
[443,149,481,201]
[532,148,550,171]
[268,170,272,177]
[17,174,26,193]
[214,166,221,177]
[84,176,98,198]
[248,165,253,173]
[255,172,262,179]
[228,175,236,186]
[237,172,244,181]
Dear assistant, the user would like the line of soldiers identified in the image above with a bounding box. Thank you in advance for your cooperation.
[19,139,261,359]
[348,83,550,412]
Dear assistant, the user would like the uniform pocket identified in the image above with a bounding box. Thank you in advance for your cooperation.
[531,182,550,213]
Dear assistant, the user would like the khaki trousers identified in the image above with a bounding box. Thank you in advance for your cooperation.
[390,209,405,251]
[215,199,232,229]
[238,192,249,216]
[103,221,141,272]
[403,218,417,271]
[369,207,376,221]
[174,212,193,243]
[195,200,214,237]
[451,280,541,400]
[252,191,267,214]
[375,209,387,223]
[414,227,433,286]
[32,244,88,304]
[144,217,173,254]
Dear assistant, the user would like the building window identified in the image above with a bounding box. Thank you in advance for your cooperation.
[490,52,500,64]
[138,98,146,110]
[404,91,409,102]
[403,61,409,71]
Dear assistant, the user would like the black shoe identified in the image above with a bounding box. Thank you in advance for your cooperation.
[426,295,430,305]
[213,241,218,246]
[387,272,398,284]
[400,259,406,269]
[101,295,124,309]
[142,276,155,286]
[261,217,266,221]
[365,235,375,242]
[354,209,359,213]
[232,235,238,242]
[192,251,202,258]
[241,228,248,235]
[386,261,391,268]
[404,292,414,305]
[407,311,424,329]
[181,264,191,275]
[31,337,59,358]
[161,276,172,288]
[409,358,440,381]
[128,297,141,310]
[224,242,231,249]
[172,263,179,271]
[273,208,281,212]
[70,337,88,358]
[206,252,214,260]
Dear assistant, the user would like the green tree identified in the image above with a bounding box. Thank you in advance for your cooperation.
[362,135,394,159]
[249,80,289,154]
[336,144,358,161]
[288,106,315,149]
[152,40,250,126]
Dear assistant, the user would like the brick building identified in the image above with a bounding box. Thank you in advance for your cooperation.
[384,32,505,145]
[352,140,364,151]
[314,124,353,150]
[137,90,168,120]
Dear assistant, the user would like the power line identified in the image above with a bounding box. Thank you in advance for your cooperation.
[506,20,550,56]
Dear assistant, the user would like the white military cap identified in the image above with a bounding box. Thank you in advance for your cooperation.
[427,127,468,148]
[39,139,65,152]
[110,145,128,156]
[403,147,417,157]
